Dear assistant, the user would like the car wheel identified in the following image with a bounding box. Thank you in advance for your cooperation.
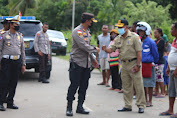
[35,67,39,73]
[56,50,60,55]
[62,51,66,56]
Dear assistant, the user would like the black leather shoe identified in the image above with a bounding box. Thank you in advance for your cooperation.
[138,108,144,113]
[118,107,132,112]
[42,79,49,83]
[76,107,89,114]
[0,104,5,111]
[7,104,19,109]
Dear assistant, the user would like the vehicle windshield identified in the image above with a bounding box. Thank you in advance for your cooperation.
[19,22,42,36]
[47,30,65,39]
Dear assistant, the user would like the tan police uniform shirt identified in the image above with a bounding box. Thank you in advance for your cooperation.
[34,30,50,54]
[110,30,142,61]
[0,30,26,65]
[71,24,97,68]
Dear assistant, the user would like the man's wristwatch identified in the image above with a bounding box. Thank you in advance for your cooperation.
[137,64,141,68]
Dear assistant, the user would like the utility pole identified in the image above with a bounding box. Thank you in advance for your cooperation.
[89,0,90,7]
[72,0,75,31]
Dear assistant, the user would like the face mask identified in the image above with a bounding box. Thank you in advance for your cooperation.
[89,22,93,29]
[118,28,125,35]
[110,35,116,40]
[14,26,20,31]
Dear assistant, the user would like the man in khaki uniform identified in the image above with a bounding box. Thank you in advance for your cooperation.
[102,19,146,113]
[0,15,26,111]
[34,22,50,83]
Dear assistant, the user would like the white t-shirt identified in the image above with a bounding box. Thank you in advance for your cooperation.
[168,40,177,70]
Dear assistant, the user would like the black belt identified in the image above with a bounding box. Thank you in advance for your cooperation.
[122,58,137,63]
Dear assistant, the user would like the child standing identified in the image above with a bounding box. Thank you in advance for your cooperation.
[163,49,169,95]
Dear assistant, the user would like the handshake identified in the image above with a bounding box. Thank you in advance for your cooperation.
[95,45,107,52]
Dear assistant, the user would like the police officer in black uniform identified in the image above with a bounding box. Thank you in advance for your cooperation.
[66,13,99,116]
[0,15,26,111]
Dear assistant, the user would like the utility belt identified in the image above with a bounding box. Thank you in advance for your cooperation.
[3,55,20,60]
[122,58,137,63]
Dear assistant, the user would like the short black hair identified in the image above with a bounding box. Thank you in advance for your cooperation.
[3,19,10,25]
[173,22,177,29]
[133,21,140,26]
[43,22,49,26]
[155,28,163,36]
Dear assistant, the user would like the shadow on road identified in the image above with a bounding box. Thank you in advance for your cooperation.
[19,69,39,82]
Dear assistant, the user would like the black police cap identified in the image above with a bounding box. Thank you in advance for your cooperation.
[81,12,97,23]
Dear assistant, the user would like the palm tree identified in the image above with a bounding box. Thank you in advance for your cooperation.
[8,0,39,15]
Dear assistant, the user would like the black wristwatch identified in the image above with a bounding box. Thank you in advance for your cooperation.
[137,64,141,68]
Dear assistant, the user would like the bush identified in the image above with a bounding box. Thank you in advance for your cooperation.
[62,30,98,53]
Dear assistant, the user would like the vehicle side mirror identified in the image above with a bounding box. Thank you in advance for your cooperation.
[65,38,68,41]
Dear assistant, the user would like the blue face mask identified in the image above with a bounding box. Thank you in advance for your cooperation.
[118,28,125,35]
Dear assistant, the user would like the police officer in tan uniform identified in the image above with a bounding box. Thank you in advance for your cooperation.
[34,22,50,84]
[102,19,146,113]
[0,18,12,33]
[0,15,26,111]
[66,13,99,116]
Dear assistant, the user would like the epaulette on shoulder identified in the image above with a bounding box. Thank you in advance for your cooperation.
[18,32,23,36]
[131,32,139,37]
[0,30,6,35]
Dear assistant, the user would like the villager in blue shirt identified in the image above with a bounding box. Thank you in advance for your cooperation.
[136,21,159,107]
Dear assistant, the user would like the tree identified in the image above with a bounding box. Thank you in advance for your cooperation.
[0,0,9,16]
[123,0,171,29]
[8,0,38,15]
[147,0,177,20]
[97,0,125,25]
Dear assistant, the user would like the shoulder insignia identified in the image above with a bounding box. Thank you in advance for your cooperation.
[37,33,40,37]
[6,34,11,39]
[0,31,6,34]
[17,35,21,40]
[77,30,83,38]
[0,36,2,41]
[18,32,23,36]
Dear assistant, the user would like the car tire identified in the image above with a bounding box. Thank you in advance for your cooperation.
[56,50,60,55]
[35,67,39,73]
[62,51,66,56]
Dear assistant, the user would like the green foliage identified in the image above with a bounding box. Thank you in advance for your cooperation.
[0,0,9,15]
[161,23,174,43]
[8,0,38,15]
[147,0,177,20]
[62,30,97,53]
[97,0,124,25]
[123,0,172,29]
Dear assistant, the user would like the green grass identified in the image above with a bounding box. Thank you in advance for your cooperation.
[56,55,70,61]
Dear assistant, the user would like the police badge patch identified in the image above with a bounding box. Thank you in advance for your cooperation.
[77,30,83,38]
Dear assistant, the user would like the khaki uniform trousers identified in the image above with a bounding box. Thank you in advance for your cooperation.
[121,60,146,109]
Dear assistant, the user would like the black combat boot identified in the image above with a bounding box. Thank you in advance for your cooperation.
[66,101,73,116]
[0,104,5,111]
[76,102,89,114]
[38,74,42,82]
[41,77,49,84]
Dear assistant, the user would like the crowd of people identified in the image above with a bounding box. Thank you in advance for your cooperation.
[97,20,177,117]
[65,12,177,117]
